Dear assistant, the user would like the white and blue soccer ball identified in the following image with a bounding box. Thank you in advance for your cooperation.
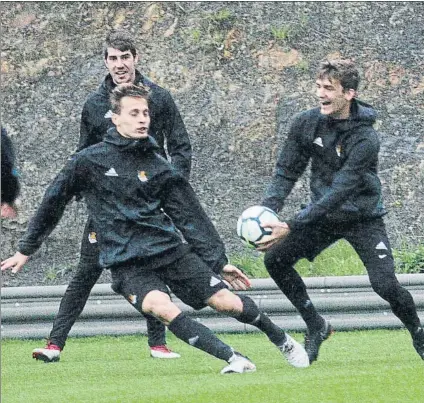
[237,205,280,248]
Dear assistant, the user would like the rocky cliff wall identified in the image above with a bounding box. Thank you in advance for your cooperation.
[1,2,423,286]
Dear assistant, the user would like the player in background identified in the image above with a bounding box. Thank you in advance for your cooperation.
[256,59,424,363]
[2,84,310,373]
[30,29,192,362]
[1,126,20,218]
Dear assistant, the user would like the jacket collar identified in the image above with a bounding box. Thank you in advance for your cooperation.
[323,98,377,132]
[103,128,160,152]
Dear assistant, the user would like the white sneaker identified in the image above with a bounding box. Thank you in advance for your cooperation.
[150,345,181,359]
[221,353,257,374]
[32,344,61,363]
[279,334,310,368]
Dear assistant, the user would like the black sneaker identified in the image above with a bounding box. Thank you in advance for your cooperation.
[412,328,424,360]
[304,320,333,363]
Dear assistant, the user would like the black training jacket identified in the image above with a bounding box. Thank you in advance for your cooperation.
[1,127,20,204]
[78,71,192,179]
[18,130,227,272]
[262,99,386,230]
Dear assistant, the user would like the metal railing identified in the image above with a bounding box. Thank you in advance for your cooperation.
[2,274,424,339]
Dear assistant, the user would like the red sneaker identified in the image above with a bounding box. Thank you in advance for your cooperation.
[150,345,181,359]
[32,342,61,363]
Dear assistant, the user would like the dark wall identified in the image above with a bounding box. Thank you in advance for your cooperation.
[1,2,423,286]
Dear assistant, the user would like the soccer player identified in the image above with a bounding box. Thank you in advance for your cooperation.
[2,84,310,374]
[31,29,192,362]
[255,59,424,363]
[1,126,20,218]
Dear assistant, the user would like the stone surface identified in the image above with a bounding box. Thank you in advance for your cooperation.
[1,2,423,287]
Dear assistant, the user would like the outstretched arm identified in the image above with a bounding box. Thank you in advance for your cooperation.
[262,116,310,213]
[160,172,251,289]
[2,156,85,273]
[161,173,227,274]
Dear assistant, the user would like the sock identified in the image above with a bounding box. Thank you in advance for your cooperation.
[235,295,287,346]
[275,270,325,332]
[168,313,234,362]
[144,313,166,347]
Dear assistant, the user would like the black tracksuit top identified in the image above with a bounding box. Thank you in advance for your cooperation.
[18,130,227,272]
[79,71,192,179]
[262,99,386,229]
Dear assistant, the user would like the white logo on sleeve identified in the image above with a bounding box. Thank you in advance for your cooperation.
[210,276,222,287]
[313,137,324,147]
[104,110,113,118]
[105,168,119,177]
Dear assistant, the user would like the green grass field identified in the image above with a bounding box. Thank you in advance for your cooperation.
[2,330,423,403]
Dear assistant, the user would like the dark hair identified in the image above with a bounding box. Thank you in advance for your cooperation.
[104,29,137,59]
[317,59,360,92]
[110,83,150,114]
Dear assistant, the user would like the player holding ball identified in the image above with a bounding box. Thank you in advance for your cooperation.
[241,59,424,364]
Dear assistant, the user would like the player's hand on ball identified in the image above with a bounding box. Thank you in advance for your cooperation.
[221,264,252,291]
[1,252,29,274]
[255,221,290,251]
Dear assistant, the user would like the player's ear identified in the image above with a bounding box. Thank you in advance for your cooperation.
[111,113,119,125]
[344,88,356,101]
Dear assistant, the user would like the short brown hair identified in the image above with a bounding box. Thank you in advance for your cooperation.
[110,84,150,114]
[104,29,137,59]
[317,59,360,91]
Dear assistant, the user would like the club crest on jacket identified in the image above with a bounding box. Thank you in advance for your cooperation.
[138,171,148,182]
[88,231,97,244]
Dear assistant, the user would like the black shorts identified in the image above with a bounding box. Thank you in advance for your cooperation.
[110,252,228,310]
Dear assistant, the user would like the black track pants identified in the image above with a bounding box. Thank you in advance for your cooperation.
[48,218,167,349]
[264,218,421,334]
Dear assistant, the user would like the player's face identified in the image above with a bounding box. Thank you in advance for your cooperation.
[316,77,355,119]
[112,97,150,139]
[105,47,138,85]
